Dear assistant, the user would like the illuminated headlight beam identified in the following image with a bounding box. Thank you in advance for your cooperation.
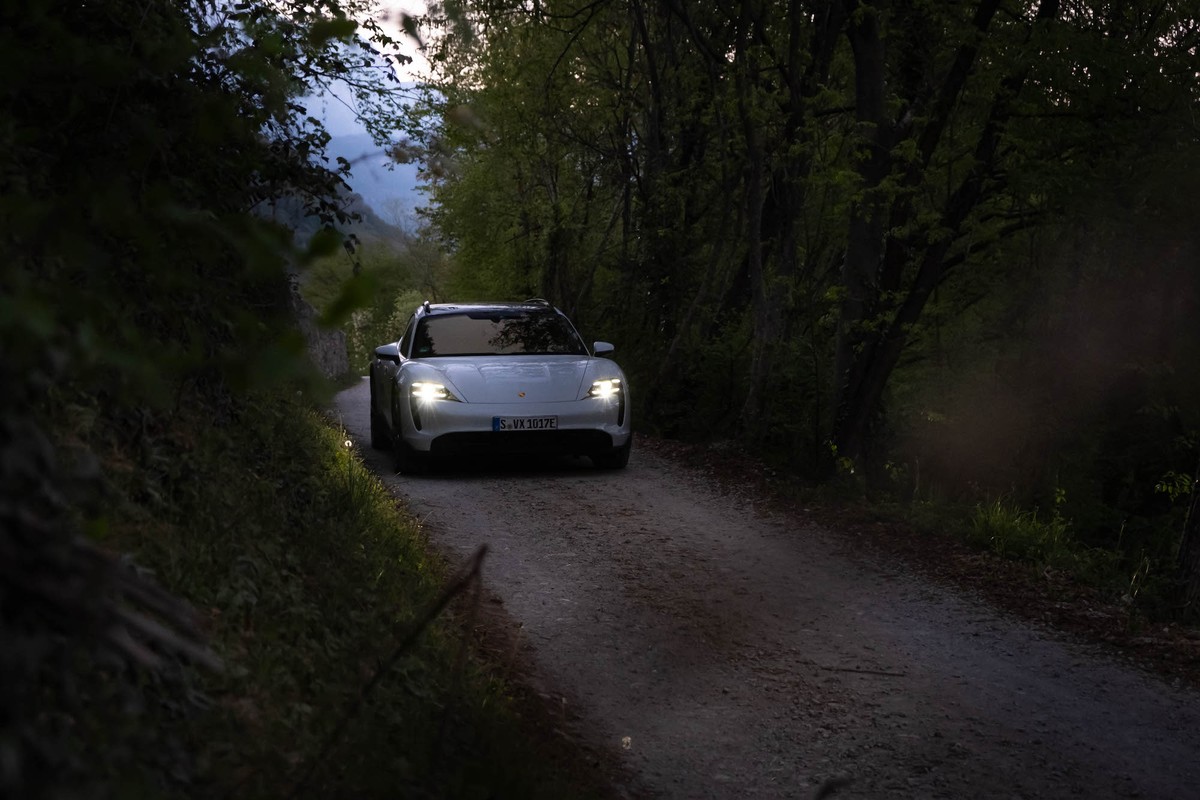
[589,378,622,399]
[411,381,453,402]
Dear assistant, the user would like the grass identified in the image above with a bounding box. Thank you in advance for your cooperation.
[299,245,427,376]
[883,487,1169,615]
[773,464,1175,618]
[967,497,1074,564]
[76,387,612,799]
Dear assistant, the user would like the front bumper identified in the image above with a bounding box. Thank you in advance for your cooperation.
[402,396,631,456]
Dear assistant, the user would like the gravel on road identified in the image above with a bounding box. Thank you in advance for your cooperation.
[335,379,1200,799]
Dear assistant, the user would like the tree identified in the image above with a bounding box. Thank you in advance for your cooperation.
[0,1,414,793]
[413,0,1200,474]
[829,0,1200,472]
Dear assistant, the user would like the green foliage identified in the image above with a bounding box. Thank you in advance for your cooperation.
[949,487,1185,615]
[0,0,461,796]
[321,270,382,326]
[642,313,754,440]
[1157,471,1195,504]
[21,389,604,798]
[409,0,1200,611]
[300,234,443,373]
[969,494,1075,566]
[886,151,1200,612]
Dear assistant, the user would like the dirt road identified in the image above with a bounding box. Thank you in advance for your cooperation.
[335,379,1200,798]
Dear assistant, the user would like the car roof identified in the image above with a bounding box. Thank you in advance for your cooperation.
[418,299,558,317]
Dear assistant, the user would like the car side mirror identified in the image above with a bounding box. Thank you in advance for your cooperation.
[593,341,615,356]
[374,343,401,364]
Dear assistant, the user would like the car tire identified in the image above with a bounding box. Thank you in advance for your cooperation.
[369,372,390,451]
[593,434,632,470]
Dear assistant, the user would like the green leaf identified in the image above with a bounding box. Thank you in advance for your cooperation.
[305,227,344,260]
[308,16,358,46]
[320,273,380,327]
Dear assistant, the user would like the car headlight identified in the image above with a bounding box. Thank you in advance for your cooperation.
[589,378,622,399]
[411,381,458,402]
[409,381,458,433]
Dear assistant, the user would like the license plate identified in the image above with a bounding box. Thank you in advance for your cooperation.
[493,416,558,432]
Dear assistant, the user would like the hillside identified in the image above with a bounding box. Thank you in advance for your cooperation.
[325,132,424,224]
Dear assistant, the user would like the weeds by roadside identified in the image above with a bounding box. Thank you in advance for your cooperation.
[816,464,1191,625]
[42,388,613,799]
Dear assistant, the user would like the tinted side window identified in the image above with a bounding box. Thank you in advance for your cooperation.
[398,315,416,359]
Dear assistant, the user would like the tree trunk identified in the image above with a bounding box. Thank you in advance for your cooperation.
[1177,464,1200,619]
[741,0,841,442]
[831,0,890,469]
[830,0,1059,470]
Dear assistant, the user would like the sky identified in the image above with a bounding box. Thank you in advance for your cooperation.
[305,1,433,217]
[308,0,430,133]
[375,1,432,82]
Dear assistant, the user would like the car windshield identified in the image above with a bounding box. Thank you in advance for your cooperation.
[413,310,588,357]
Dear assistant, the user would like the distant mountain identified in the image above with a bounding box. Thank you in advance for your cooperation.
[259,185,408,248]
[254,128,425,248]
[324,133,424,224]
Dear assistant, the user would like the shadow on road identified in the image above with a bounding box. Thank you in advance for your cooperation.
[360,448,632,483]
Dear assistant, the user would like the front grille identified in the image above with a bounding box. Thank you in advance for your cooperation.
[430,429,613,457]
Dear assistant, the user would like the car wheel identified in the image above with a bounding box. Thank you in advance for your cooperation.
[593,434,632,470]
[369,372,390,451]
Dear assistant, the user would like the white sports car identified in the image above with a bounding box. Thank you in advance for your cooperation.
[369,300,632,472]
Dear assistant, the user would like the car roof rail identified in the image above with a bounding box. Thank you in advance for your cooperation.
[422,300,432,313]
[523,297,552,306]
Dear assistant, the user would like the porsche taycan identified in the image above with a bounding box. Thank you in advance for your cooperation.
[369,300,632,472]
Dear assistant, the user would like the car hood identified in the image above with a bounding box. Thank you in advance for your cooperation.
[428,356,596,403]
